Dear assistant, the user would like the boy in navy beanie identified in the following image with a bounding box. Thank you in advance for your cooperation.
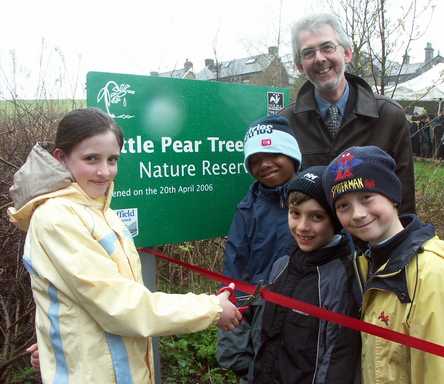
[217,115,301,383]
[323,145,401,211]
[323,145,444,384]
[253,166,361,384]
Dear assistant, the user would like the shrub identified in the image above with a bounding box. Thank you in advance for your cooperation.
[160,327,237,384]
[0,99,82,383]
[415,160,444,236]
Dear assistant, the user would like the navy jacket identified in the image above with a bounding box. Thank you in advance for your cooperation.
[223,180,295,287]
[217,179,295,380]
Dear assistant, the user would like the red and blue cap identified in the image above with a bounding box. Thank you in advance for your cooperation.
[322,145,402,207]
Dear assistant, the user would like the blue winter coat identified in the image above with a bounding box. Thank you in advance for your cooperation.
[223,180,295,288]
[217,179,295,381]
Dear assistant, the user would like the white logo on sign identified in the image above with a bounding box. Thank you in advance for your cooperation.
[267,91,284,115]
[115,208,139,238]
[269,94,281,104]
[97,81,136,119]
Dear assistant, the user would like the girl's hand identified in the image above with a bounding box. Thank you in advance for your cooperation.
[26,343,40,370]
[216,283,242,331]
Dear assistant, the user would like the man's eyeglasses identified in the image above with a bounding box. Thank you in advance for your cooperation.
[300,42,341,61]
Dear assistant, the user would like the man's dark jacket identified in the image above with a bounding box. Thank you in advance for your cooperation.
[281,73,415,214]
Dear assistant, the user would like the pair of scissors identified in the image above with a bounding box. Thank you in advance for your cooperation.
[218,281,264,314]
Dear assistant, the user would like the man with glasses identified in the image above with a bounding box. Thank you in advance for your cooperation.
[281,13,415,214]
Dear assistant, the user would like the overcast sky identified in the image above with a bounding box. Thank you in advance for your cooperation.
[1,0,442,99]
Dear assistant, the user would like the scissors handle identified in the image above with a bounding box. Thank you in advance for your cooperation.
[218,285,256,314]
[238,305,249,314]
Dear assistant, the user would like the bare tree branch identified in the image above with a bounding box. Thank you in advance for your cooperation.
[0,156,19,170]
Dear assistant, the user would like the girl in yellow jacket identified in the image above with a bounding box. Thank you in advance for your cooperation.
[8,108,242,384]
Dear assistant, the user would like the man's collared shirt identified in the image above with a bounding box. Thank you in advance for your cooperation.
[315,82,350,123]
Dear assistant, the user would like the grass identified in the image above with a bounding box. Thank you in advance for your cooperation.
[415,159,444,184]
[414,159,444,237]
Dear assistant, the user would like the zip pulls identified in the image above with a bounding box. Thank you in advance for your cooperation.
[343,231,365,297]
[352,247,364,296]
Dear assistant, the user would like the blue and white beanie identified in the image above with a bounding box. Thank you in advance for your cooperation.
[243,115,302,175]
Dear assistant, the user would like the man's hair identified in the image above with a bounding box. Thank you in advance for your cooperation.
[291,13,352,65]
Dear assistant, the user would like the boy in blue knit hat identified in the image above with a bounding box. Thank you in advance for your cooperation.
[217,115,302,383]
[323,145,444,384]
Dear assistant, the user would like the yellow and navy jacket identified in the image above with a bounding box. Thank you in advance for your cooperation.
[8,144,222,383]
[359,215,444,384]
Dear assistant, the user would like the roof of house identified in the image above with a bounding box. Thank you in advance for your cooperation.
[385,62,444,100]
[195,53,276,80]
[386,62,423,77]
[159,66,194,79]
[386,55,444,77]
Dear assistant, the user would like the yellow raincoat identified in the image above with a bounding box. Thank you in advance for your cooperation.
[359,216,444,384]
[8,144,222,383]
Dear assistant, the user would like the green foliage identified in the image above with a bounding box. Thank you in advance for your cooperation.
[9,367,40,384]
[415,160,444,236]
[158,239,225,294]
[415,160,444,185]
[160,327,237,384]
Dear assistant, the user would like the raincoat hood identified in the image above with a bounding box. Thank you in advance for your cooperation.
[8,143,114,231]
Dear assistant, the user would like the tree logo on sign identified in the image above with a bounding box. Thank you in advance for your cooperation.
[97,80,136,119]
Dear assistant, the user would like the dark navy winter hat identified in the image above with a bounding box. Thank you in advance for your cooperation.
[322,146,401,207]
[243,115,302,175]
[288,166,341,231]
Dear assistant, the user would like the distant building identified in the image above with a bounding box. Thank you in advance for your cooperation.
[154,47,291,87]
[195,46,288,87]
[156,58,196,80]
[385,42,444,84]
[152,42,442,92]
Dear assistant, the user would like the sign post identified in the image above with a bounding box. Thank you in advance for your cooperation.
[87,71,289,382]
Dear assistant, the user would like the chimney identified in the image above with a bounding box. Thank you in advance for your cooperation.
[204,58,215,71]
[402,53,410,65]
[184,59,193,71]
[268,46,278,56]
[424,42,434,63]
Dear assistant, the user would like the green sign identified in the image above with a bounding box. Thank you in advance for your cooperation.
[87,71,289,246]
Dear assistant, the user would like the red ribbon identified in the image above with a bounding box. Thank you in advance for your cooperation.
[139,247,444,358]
